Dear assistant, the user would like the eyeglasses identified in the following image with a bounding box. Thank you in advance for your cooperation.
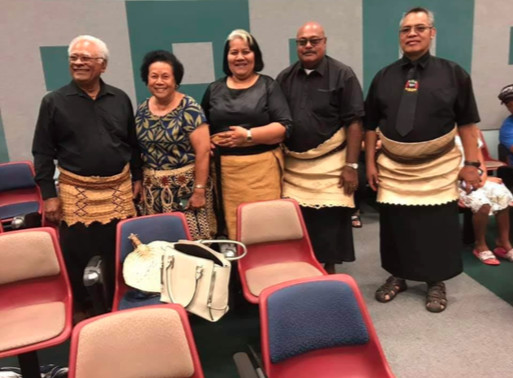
[68,55,105,63]
[399,25,433,35]
[295,37,325,47]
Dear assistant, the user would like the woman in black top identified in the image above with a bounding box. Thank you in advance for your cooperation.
[201,29,292,238]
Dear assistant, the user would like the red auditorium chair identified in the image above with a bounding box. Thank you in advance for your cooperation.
[236,199,326,304]
[235,274,394,378]
[0,228,73,378]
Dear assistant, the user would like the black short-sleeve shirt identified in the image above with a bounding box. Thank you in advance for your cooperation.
[364,53,480,142]
[277,56,364,152]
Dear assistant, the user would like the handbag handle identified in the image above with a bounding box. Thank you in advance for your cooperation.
[161,253,203,308]
[197,239,248,261]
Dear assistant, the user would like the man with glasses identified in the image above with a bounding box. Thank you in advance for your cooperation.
[365,7,481,312]
[32,35,142,319]
[277,21,364,274]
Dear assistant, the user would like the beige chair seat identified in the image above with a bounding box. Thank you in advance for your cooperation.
[0,301,65,352]
[246,262,324,296]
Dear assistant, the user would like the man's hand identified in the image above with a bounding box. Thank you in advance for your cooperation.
[132,180,142,201]
[366,161,380,191]
[44,197,62,224]
[459,166,482,194]
[339,166,358,195]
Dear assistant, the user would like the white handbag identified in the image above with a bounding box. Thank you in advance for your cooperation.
[160,240,246,322]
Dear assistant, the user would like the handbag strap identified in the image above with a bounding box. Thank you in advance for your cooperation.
[197,239,248,261]
[160,253,203,308]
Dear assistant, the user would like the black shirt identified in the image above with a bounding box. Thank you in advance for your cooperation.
[32,80,142,199]
[276,56,364,152]
[364,53,480,142]
[201,75,292,156]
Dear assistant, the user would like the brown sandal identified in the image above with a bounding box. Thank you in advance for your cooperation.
[375,276,407,303]
[426,282,447,313]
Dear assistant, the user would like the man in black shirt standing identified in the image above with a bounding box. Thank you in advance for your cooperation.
[32,35,142,317]
[277,22,364,274]
[365,7,481,312]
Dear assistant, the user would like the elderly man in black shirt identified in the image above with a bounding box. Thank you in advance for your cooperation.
[32,35,142,317]
[365,7,481,313]
[277,21,364,274]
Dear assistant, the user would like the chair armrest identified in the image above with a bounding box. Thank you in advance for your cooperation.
[233,352,262,378]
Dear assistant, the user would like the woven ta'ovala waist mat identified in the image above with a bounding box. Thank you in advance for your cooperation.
[58,164,136,226]
[283,127,354,209]
[377,127,461,206]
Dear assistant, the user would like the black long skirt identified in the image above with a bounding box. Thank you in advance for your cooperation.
[301,206,355,264]
[379,201,462,282]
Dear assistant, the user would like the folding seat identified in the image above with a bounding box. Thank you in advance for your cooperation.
[0,228,72,378]
[236,199,326,303]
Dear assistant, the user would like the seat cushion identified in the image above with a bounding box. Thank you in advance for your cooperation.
[0,301,65,352]
[246,262,323,296]
[267,281,369,363]
[0,201,39,220]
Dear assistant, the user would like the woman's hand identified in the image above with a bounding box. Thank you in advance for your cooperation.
[188,189,206,210]
[214,126,248,148]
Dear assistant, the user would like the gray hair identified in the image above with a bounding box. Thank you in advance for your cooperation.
[68,35,110,61]
[226,29,255,45]
[400,7,435,27]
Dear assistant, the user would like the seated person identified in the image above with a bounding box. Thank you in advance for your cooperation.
[456,132,513,265]
[498,84,513,165]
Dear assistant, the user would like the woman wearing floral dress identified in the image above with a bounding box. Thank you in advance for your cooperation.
[135,50,215,239]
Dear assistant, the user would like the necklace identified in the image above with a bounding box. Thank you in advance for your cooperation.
[151,93,177,117]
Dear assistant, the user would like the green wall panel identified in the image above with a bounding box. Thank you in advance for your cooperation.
[363,0,475,94]
[40,46,70,91]
[126,0,249,103]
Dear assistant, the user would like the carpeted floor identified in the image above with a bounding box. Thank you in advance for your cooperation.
[2,204,513,377]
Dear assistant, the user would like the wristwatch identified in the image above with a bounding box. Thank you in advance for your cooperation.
[246,129,253,143]
[345,163,358,170]
[463,160,481,168]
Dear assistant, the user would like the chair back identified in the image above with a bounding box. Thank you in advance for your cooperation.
[68,304,204,378]
[113,213,191,310]
[259,275,394,378]
[0,227,72,358]
[0,161,43,227]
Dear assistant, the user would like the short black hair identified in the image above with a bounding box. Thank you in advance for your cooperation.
[140,50,184,85]
[222,30,264,76]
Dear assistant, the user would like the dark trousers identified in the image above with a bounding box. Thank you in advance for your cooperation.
[59,220,118,310]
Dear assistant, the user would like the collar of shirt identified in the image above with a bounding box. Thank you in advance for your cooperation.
[300,55,328,77]
[400,51,431,70]
[62,79,115,99]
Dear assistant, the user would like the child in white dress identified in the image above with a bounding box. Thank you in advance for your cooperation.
[456,132,513,265]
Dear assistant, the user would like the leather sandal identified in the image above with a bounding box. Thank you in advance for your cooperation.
[375,276,407,303]
[426,282,447,313]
